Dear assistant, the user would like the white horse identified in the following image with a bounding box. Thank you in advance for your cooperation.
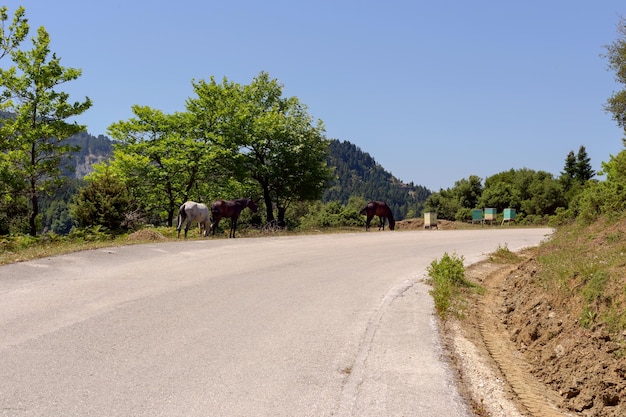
[176,201,211,238]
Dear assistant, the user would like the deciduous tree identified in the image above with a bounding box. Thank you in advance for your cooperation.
[0,26,91,235]
[605,16,626,140]
[187,72,333,226]
[0,5,28,235]
[106,106,213,226]
[237,72,332,225]
[0,6,28,59]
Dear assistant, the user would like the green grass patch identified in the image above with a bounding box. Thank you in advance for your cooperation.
[535,216,626,337]
[428,252,483,319]
[488,243,523,264]
[0,227,173,265]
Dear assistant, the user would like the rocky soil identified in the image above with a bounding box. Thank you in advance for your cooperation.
[441,254,626,417]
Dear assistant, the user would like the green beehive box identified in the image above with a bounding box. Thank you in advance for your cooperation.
[503,208,516,220]
[471,209,483,224]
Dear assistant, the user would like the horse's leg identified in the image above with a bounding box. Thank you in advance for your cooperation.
[365,214,372,231]
[230,216,237,238]
[203,217,210,236]
[178,215,189,238]
[184,220,191,238]
[199,218,208,237]
[201,221,208,237]
[210,213,219,236]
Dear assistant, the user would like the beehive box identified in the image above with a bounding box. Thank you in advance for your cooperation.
[471,209,483,224]
[503,208,516,220]
[424,212,438,229]
[484,208,497,221]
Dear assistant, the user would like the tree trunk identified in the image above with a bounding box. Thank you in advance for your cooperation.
[263,186,274,223]
[277,206,286,227]
[167,209,175,228]
[29,184,38,236]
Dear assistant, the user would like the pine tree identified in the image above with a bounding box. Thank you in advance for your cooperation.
[560,150,577,192]
[562,150,577,179]
[575,145,594,183]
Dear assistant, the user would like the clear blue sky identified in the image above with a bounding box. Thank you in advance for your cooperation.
[4,1,625,191]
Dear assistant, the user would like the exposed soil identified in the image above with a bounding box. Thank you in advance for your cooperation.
[442,255,626,417]
[395,217,458,230]
[394,218,625,416]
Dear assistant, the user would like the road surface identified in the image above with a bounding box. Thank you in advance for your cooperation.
[0,228,551,416]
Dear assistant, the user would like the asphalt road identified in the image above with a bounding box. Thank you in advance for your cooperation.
[0,228,552,417]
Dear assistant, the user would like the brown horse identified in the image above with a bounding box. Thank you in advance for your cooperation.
[360,201,395,231]
[210,198,258,238]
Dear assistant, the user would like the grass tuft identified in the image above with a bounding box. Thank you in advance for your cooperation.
[428,252,483,319]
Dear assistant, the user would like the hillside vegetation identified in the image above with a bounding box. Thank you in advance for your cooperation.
[3,133,433,236]
[324,140,431,220]
[479,217,626,417]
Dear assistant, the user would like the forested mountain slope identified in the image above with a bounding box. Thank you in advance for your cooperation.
[324,139,431,220]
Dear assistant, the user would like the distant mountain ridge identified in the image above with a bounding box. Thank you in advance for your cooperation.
[0,111,113,180]
[63,132,113,178]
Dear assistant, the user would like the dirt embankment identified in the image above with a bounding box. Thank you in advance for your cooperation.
[444,255,626,417]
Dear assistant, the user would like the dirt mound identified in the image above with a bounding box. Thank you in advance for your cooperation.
[502,259,626,416]
[449,253,626,417]
[395,218,458,230]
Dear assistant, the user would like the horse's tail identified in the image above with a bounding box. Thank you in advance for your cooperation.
[387,209,395,230]
[177,204,186,229]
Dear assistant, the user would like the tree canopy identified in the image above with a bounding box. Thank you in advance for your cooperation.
[87,72,333,229]
[605,16,626,140]
[0,17,91,235]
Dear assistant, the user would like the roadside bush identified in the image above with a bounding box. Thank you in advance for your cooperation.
[0,234,38,252]
[70,167,132,233]
[428,252,481,318]
[297,201,365,229]
[454,208,472,223]
[67,225,114,242]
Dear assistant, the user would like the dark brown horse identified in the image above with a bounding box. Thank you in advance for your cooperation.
[210,198,258,238]
[360,201,395,231]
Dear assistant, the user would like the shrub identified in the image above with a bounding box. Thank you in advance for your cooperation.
[427,252,481,318]
[70,167,132,233]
